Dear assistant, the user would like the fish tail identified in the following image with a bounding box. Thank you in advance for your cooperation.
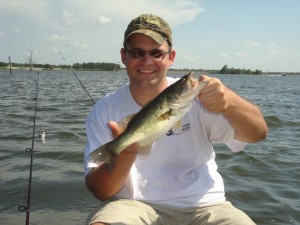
[89,143,117,172]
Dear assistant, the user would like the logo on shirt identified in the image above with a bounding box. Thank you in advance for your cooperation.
[166,122,191,136]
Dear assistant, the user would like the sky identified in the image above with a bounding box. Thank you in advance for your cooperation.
[0,0,299,72]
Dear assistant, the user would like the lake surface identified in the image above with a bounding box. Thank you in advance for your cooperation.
[0,69,299,225]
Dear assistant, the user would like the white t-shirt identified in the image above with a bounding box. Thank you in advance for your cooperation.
[84,77,247,208]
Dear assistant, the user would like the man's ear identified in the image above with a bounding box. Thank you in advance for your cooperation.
[120,48,127,65]
[168,50,176,67]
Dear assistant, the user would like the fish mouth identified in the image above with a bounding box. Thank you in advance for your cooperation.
[185,72,199,89]
[190,77,198,88]
[172,73,199,103]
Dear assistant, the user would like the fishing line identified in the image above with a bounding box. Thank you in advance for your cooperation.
[58,51,95,105]
[18,71,40,225]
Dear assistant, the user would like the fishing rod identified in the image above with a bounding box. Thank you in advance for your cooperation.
[18,72,40,225]
[58,51,95,105]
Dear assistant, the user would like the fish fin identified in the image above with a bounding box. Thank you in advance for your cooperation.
[89,143,117,172]
[117,114,136,133]
[137,144,154,159]
[172,120,182,133]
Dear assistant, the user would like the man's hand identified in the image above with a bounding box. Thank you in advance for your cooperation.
[108,121,138,154]
[198,75,232,113]
[85,121,138,201]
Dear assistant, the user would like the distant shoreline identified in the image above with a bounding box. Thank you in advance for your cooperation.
[1,66,299,75]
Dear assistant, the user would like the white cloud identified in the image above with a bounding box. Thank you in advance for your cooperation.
[46,34,88,49]
[0,0,49,15]
[47,34,68,42]
[52,47,59,53]
[54,0,204,28]
[243,40,260,48]
[79,51,87,56]
[267,42,278,54]
[0,0,50,28]
[267,42,276,48]
[1,0,204,32]
[95,15,112,25]
[235,52,250,57]
[78,43,88,49]
[220,53,229,58]
[159,1,204,26]
[60,9,80,27]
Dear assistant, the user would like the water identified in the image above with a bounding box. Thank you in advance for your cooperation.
[0,69,299,225]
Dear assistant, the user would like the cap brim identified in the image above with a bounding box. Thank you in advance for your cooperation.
[125,29,166,45]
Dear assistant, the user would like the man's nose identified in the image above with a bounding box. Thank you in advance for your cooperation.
[140,52,153,64]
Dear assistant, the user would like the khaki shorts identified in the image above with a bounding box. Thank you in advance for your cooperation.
[89,199,256,225]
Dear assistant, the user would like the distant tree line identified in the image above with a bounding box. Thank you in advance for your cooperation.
[72,62,120,70]
[219,65,262,75]
[0,61,284,75]
[0,61,10,67]
[170,65,263,75]
[0,61,69,69]
[0,61,120,71]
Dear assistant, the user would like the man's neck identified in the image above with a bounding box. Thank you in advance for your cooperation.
[129,78,168,107]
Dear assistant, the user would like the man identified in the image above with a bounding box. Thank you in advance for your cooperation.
[84,13,268,225]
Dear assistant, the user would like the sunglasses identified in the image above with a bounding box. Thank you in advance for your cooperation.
[125,48,170,61]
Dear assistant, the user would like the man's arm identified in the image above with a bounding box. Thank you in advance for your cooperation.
[198,75,268,143]
[85,121,138,201]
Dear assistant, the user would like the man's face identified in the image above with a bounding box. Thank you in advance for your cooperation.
[121,33,175,87]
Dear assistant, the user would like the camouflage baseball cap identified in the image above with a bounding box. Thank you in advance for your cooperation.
[123,13,173,47]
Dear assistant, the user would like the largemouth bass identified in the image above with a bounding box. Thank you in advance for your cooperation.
[89,72,208,169]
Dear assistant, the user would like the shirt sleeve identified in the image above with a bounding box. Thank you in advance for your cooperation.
[83,108,112,176]
[202,106,247,152]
